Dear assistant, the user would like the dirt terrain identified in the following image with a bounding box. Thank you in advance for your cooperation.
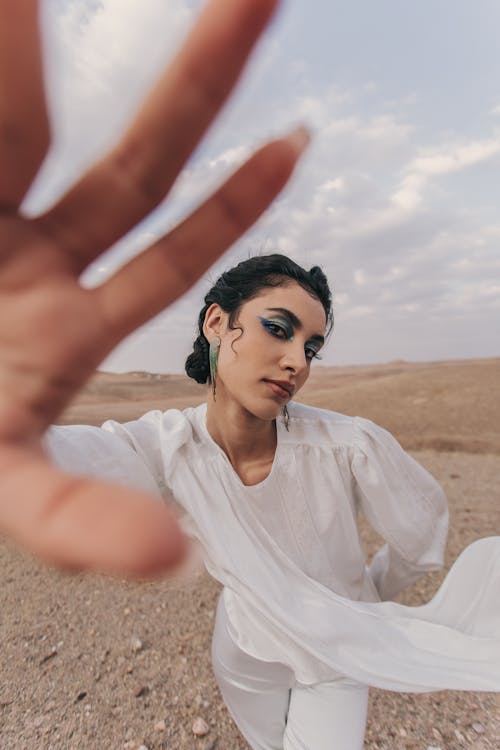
[1,358,499,749]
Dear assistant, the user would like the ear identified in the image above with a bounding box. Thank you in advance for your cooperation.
[202,303,227,341]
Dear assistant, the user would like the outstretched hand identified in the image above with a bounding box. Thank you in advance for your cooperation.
[0,0,309,576]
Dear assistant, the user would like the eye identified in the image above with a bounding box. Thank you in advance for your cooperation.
[259,317,291,340]
[305,346,322,362]
[266,322,287,337]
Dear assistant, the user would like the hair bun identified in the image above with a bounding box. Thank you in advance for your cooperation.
[185,335,210,384]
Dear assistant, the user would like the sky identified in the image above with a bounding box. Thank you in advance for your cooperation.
[24,0,500,373]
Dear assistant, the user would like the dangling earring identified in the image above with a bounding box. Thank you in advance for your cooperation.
[283,404,290,431]
[209,337,220,401]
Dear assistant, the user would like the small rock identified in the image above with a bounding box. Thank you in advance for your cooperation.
[398,728,407,737]
[426,746,441,750]
[472,722,485,734]
[39,646,58,665]
[131,637,143,653]
[192,717,209,736]
[154,720,166,731]
[134,685,148,698]
[76,691,87,702]
[137,746,150,750]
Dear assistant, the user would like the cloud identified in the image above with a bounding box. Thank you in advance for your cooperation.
[23,1,500,370]
[25,0,193,212]
[409,136,500,177]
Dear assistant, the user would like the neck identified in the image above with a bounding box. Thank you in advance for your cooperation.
[205,390,277,468]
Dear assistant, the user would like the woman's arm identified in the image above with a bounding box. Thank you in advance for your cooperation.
[351,418,449,600]
[45,423,162,496]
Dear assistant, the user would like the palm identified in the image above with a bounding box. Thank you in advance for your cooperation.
[0,0,306,576]
[1,216,106,436]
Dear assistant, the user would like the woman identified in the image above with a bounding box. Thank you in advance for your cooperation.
[48,254,499,750]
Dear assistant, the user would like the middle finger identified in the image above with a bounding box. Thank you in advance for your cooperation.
[37,0,281,271]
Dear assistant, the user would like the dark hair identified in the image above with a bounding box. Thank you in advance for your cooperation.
[185,254,333,384]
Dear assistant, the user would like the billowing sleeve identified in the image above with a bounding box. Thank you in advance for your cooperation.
[44,410,181,499]
[351,417,449,601]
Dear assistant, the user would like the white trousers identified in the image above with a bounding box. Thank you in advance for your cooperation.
[211,593,369,750]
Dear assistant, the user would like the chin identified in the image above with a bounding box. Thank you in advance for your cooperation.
[245,400,283,422]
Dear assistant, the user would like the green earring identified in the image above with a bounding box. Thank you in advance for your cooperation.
[209,337,220,400]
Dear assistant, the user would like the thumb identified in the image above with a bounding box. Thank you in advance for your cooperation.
[0,447,188,578]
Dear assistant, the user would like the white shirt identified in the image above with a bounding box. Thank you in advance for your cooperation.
[46,401,500,692]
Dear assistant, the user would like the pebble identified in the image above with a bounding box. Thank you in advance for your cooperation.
[454,728,466,743]
[398,727,407,737]
[426,746,441,750]
[472,722,485,733]
[192,716,209,736]
[154,720,166,731]
[130,637,143,653]
[39,646,58,665]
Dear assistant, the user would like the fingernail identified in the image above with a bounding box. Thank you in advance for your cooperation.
[283,125,311,156]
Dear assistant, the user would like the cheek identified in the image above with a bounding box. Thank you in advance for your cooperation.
[296,368,311,390]
[218,336,250,373]
[227,330,264,359]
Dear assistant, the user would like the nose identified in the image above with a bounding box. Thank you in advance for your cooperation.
[280,340,308,375]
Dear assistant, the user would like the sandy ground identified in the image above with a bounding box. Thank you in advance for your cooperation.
[1,358,499,749]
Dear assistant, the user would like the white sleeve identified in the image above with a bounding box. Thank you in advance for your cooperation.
[351,418,449,600]
[44,411,168,497]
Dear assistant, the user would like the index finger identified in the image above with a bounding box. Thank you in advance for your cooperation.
[38,0,281,269]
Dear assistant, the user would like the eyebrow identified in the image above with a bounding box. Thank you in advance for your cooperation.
[265,307,325,344]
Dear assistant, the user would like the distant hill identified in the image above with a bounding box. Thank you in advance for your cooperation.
[59,358,500,454]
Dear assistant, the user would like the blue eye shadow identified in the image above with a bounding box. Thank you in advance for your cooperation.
[258,316,294,341]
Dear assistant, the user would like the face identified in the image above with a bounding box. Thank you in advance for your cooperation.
[205,282,327,420]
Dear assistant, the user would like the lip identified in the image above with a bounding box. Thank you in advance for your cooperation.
[263,379,295,398]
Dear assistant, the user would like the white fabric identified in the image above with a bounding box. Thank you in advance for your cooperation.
[46,401,500,692]
[212,593,369,750]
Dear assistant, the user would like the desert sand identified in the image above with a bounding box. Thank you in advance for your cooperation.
[1,358,499,749]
